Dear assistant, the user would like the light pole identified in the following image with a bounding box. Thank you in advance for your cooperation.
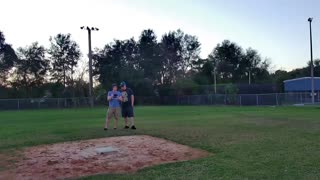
[210,60,217,94]
[81,26,99,107]
[248,68,252,85]
[213,68,217,94]
[308,18,315,104]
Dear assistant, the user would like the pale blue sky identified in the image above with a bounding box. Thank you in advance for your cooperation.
[1,0,320,70]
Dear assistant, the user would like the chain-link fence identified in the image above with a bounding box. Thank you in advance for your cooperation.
[136,92,320,106]
[0,92,319,110]
[0,97,96,110]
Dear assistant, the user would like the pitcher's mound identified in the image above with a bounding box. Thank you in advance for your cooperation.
[1,135,209,180]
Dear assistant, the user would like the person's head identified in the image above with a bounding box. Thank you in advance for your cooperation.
[120,81,127,91]
[112,83,118,91]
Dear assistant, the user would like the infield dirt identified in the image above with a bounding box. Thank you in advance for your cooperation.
[0,135,209,180]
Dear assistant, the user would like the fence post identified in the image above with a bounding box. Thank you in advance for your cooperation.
[276,94,279,106]
[300,93,303,104]
[224,94,227,105]
[17,99,20,110]
[187,96,190,105]
[239,95,242,106]
[256,95,259,106]
[38,99,40,109]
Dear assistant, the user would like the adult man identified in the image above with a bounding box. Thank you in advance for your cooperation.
[119,81,136,129]
[104,83,122,130]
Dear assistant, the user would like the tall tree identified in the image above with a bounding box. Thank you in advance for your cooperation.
[48,33,81,88]
[73,62,89,97]
[256,58,271,82]
[93,39,127,87]
[208,40,244,82]
[308,59,320,77]
[314,59,320,77]
[271,70,289,92]
[193,59,214,84]
[241,48,269,84]
[0,31,18,85]
[137,29,162,84]
[93,38,153,95]
[160,31,183,84]
[0,31,4,47]
[207,40,271,84]
[15,42,49,89]
[121,38,139,68]
[177,30,201,75]
[160,30,201,83]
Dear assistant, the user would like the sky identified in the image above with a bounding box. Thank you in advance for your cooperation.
[1,0,320,71]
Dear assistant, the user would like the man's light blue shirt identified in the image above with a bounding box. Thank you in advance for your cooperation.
[108,91,121,108]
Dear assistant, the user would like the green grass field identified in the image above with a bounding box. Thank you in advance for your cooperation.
[1,106,320,179]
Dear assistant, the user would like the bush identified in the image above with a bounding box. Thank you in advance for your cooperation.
[224,84,239,94]
[224,84,239,105]
[173,78,200,96]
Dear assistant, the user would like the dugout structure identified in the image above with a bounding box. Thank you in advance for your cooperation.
[284,77,320,103]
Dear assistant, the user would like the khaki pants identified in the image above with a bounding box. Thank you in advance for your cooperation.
[107,107,120,119]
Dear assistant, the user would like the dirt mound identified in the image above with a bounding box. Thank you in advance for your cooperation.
[0,135,209,180]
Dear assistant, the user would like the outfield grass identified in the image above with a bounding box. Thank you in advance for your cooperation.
[1,106,320,179]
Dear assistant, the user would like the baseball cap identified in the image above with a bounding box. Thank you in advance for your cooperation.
[111,83,117,87]
[120,81,126,87]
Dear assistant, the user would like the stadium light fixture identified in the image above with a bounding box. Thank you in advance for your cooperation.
[80,26,99,107]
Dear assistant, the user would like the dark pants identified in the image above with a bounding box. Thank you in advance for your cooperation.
[122,106,134,118]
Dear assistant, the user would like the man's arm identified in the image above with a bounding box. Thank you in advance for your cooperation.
[107,92,112,101]
[131,95,134,107]
[118,92,123,102]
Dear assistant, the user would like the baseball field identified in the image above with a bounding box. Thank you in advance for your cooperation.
[1,106,320,179]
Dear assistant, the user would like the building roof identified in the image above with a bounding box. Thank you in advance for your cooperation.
[284,77,320,92]
[283,77,320,83]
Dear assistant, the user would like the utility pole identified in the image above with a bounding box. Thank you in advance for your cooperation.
[248,70,251,85]
[214,68,217,94]
[81,26,99,107]
[308,18,315,104]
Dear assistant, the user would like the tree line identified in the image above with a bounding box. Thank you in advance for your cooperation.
[0,29,319,99]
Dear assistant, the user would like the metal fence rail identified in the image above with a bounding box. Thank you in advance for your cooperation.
[0,92,319,110]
